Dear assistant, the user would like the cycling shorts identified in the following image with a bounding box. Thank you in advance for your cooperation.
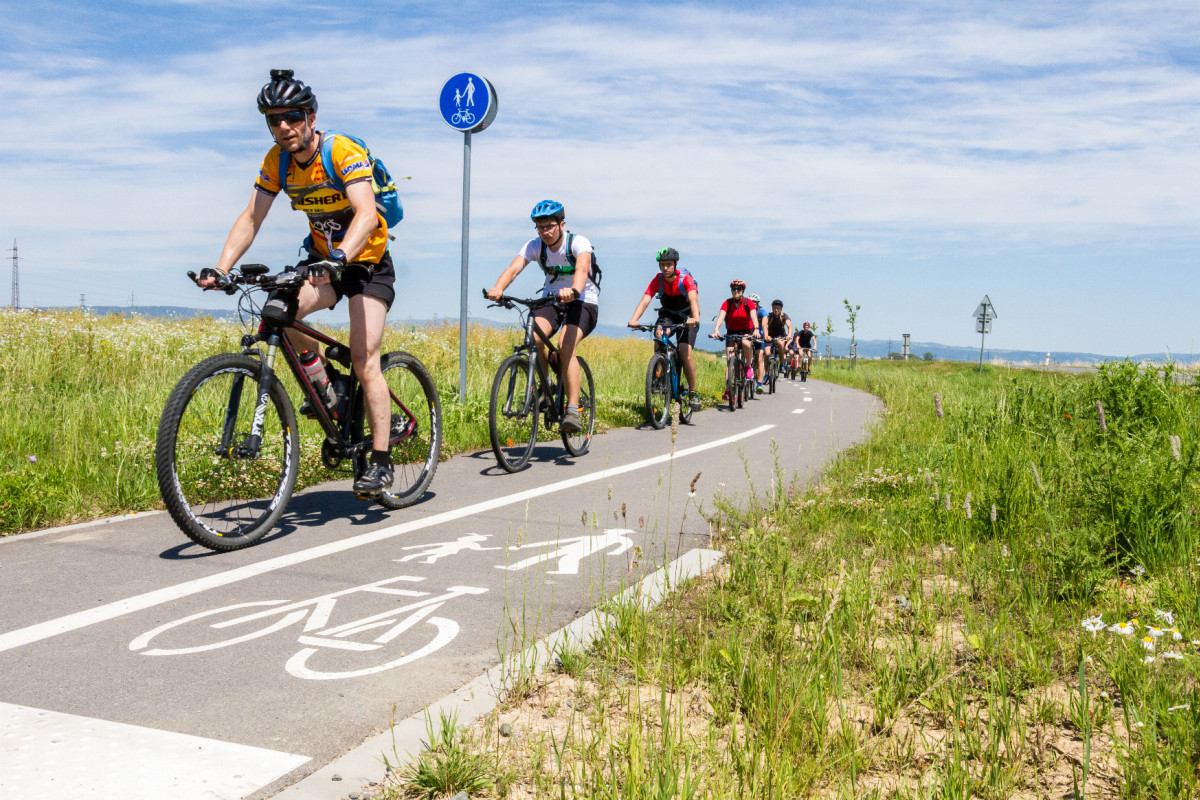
[656,313,697,348]
[534,300,598,339]
[299,250,396,310]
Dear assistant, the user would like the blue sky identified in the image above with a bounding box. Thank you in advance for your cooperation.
[3,0,1198,357]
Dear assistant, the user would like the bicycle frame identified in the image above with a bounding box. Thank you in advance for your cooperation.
[497,297,567,424]
[649,325,686,401]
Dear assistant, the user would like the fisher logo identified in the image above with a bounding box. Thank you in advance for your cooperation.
[297,193,344,207]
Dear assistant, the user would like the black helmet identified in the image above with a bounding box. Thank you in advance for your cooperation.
[656,247,679,263]
[257,69,318,113]
[772,299,783,307]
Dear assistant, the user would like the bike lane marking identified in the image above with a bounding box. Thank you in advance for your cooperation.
[0,701,308,799]
[0,424,775,655]
[792,408,806,414]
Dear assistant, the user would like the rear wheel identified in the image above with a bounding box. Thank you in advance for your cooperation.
[726,354,739,412]
[489,354,538,472]
[768,355,778,394]
[677,353,695,424]
[155,353,299,552]
[561,357,595,456]
[644,353,671,429]
[375,352,442,509]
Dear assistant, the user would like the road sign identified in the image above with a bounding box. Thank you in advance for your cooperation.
[439,73,498,133]
[972,295,997,321]
[975,318,992,334]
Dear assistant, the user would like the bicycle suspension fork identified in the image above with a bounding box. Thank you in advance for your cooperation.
[239,334,282,458]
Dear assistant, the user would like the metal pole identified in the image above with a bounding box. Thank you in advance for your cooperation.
[979,329,985,373]
[458,131,472,404]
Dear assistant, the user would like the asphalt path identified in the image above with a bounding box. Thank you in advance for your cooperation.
[0,375,879,799]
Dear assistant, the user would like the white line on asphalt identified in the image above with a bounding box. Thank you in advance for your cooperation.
[0,425,775,654]
[803,397,813,402]
[792,409,805,414]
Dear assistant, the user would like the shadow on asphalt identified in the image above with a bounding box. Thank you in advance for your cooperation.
[157,488,440,559]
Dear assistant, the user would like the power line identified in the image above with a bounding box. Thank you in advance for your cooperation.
[8,240,18,310]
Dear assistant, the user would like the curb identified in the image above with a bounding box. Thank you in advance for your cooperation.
[273,547,724,799]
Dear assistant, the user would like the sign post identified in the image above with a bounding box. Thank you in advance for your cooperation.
[902,333,910,361]
[972,295,996,374]
[439,73,498,403]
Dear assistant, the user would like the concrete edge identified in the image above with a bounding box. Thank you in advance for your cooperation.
[0,510,164,543]
[274,547,725,799]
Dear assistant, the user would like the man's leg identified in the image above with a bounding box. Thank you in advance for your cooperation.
[557,323,585,407]
[347,293,390,454]
[286,283,338,354]
[678,342,698,391]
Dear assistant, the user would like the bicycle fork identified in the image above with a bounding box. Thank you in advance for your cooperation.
[219,337,280,460]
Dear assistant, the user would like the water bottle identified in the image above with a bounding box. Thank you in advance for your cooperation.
[299,351,337,410]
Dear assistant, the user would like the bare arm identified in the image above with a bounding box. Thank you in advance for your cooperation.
[562,251,591,303]
[335,179,380,262]
[686,289,700,326]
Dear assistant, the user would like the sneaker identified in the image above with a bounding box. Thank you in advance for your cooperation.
[560,409,583,434]
[689,392,702,411]
[353,462,393,495]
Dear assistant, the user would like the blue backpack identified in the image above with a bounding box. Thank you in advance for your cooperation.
[279,130,404,234]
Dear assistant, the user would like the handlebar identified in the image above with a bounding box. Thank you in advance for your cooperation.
[480,289,561,312]
[189,264,305,295]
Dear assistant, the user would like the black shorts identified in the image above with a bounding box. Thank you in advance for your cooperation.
[533,300,598,338]
[656,311,697,347]
[300,250,396,310]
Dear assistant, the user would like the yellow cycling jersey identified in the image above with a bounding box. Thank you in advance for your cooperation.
[255,133,388,263]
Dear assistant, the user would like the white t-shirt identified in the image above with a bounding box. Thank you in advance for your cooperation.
[518,231,599,305]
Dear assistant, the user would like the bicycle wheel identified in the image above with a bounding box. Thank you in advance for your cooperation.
[644,352,671,429]
[489,354,538,472]
[562,356,595,456]
[155,353,299,552]
[769,356,778,394]
[376,351,442,509]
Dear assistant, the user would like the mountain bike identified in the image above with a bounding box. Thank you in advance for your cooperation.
[765,341,782,394]
[632,321,696,429]
[155,264,442,552]
[484,292,596,472]
[800,347,813,382]
[710,333,753,412]
[786,348,800,380]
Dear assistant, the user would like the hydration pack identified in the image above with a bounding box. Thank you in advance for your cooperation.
[538,231,602,288]
[279,130,404,231]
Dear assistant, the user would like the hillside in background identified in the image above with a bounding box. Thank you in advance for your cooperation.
[30,305,1195,366]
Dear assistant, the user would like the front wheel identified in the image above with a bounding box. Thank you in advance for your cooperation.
[562,357,596,456]
[155,353,299,552]
[489,354,539,472]
[645,353,671,429]
[768,356,778,394]
[376,352,442,509]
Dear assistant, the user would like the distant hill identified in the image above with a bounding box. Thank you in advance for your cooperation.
[36,306,1193,366]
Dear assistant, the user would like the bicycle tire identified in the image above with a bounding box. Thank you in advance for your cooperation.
[489,354,538,472]
[375,351,442,509]
[644,352,671,429]
[677,352,695,424]
[155,353,299,552]
[730,352,743,411]
[561,356,595,456]
[769,356,778,394]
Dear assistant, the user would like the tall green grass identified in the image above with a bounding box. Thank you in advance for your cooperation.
[387,360,1200,799]
[0,309,724,533]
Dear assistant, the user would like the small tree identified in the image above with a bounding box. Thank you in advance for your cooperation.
[823,315,835,339]
[923,351,935,361]
[843,298,860,350]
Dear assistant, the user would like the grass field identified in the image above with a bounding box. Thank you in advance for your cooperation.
[0,309,725,534]
[377,360,1200,799]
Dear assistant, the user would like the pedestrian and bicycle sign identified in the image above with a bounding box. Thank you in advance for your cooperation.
[439,73,498,133]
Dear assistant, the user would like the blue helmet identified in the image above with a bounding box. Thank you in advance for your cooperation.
[530,200,565,220]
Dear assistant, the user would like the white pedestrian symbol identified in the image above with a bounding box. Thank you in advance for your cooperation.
[498,529,636,575]
[465,76,476,107]
[395,533,499,565]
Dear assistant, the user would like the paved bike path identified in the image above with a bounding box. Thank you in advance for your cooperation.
[0,377,877,799]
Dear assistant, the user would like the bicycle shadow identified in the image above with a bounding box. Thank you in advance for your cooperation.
[159,488,438,560]
[468,444,593,476]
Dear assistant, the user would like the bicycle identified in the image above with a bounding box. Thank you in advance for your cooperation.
[800,347,813,382]
[710,333,754,412]
[155,264,443,552]
[765,341,782,394]
[484,292,596,472]
[632,321,696,429]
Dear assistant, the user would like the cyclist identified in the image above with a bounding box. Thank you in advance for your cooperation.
[710,280,760,398]
[199,69,397,496]
[796,321,818,372]
[486,200,599,433]
[763,299,793,379]
[627,247,701,411]
[748,293,770,390]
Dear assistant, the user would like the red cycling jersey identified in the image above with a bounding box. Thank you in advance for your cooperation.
[720,298,758,333]
[645,271,698,313]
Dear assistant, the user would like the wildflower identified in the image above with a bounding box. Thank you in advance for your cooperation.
[1142,636,1155,651]
[1169,704,1190,711]
[1162,651,1184,660]
[1084,655,1094,663]
[1147,625,1166,638]
[895,594,913,613]
[1135,720,1146,727]
[1081,616,1106,634]
[1109,620,1137,635]
[1001,544,1010,557]
[1096,400,1107,432]
[1100,691,1109,699]
[963,492,972,519]
[28,455,37,463]
[1064,413,1072,419]
[934,392,943,419]
[1170,435,1182,462]
[1155,609,1175,626]
[1132,565,1147,579]
[1170,627,1183,641]
[944,492,952,512]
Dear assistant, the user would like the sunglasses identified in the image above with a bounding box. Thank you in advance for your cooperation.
[266,110,308,128]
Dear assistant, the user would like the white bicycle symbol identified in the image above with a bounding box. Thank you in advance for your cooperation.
[129,576,487,680]
[451,109,476,125]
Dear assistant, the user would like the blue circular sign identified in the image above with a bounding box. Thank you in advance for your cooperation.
[439,73,498,133]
